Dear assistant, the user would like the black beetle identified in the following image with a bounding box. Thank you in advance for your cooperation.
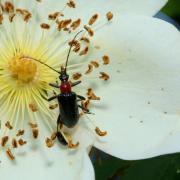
[22,31,91,146]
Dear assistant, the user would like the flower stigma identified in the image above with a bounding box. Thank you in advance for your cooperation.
[8,54,37,84]
[0,0,113,161]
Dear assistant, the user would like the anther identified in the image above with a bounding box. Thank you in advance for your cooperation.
[106,11,113,21]
[49,104,58,110]
[5,121,13,130]
[46,138,54,148]
[69,40,81,52]
[6,148,15,160]
[16,9,32,22]
[57,19,72,31]
[12,138,18,148]
[32,128,39,139]
[80,37,90,43]
[72,73,82,80]
[87,88,100,100]
[18,139,27,146]
[63,19,72,27]
[1,136,9,147]
[51,132,57,140]
[40,23,50,30]
[16,8,24,15]
[84,25,94,36]
[85,64,93,75]
[5,2,14,13]
[16,129,25,136]
[88,14,98,26]
[95,127,107,136]
[73,42,81,52]
[23,12,32,22]
[68,141,79,149]
[67,0,76,8]
[69,39,78,46]
[48,12,62,20]
[90,61,99,68]
[99,72,109,81]
[102,55,110,65]
[71,18,81,30]
[29,103,38,112]
[79,46,89,56]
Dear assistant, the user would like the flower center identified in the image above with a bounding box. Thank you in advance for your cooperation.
[8,55,37,83]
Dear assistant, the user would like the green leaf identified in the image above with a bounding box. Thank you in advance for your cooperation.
[161,0,180,22]
[92,148,180,180]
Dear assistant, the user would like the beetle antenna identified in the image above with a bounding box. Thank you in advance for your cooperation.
[65,30,83,72]
[20,56,61,74]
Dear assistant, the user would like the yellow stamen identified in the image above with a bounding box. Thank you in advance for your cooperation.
[8,55,37,83]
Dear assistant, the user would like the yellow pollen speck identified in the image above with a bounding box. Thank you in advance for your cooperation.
[8,55,37,83]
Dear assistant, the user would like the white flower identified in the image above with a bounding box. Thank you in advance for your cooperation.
[0,0,179,180]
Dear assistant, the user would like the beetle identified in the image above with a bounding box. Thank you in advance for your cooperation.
[22,31,91,146]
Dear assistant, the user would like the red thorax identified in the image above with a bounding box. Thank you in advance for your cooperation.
[60,82,71,93]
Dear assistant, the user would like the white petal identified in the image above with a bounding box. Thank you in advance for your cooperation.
[86,15,180,160]
[16,0,168,22]
[73,0,168,17]
[0,116,94,180]
[80,148,95,180]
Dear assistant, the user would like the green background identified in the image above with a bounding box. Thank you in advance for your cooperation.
[162,0,180,23]
[93,148,180,180]
[92,0,180,179]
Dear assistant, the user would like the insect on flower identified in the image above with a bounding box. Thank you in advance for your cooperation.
[0,0,179,179]
[21,30,107,148]
[0,0,114,162]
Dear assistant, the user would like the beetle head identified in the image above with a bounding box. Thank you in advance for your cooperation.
[59,66,69,82]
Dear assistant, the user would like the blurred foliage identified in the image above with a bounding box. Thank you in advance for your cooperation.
[161,0,180,22]
[91,148,180,180]
[92,2,180,180]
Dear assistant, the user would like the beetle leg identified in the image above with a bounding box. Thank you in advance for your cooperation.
[40,93,49,101]
[71,80,81,87]
[78,105,89,112]
[56,131,68,146]
[40,92,58,101]
[56,129,79,148]
[48,95,58,101]
[78,105,94,115]
[77,95,86,100]
[49,83,60,88]
[57,115,63,130]
[53,90,57,95]
[56,115,68,145]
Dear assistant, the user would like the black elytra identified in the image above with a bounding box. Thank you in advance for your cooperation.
[57,92,79,128]
[24,31,91,146]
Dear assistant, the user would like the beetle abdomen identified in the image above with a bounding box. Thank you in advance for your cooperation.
[58,92,79,128]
